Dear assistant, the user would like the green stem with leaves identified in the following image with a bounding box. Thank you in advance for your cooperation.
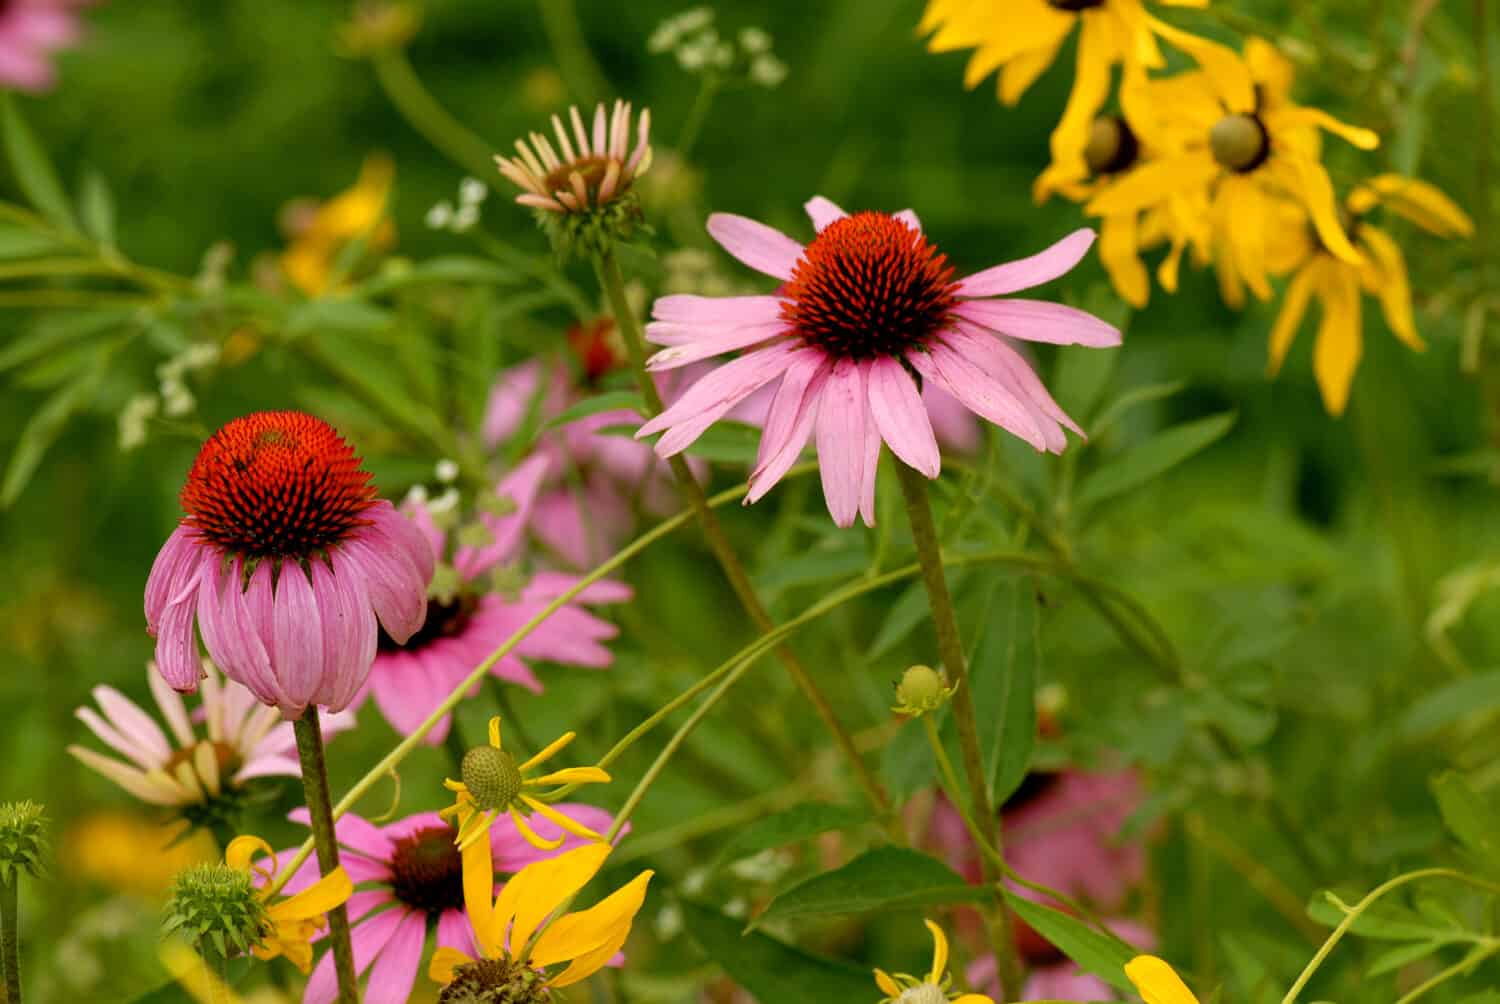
[591,243,894,824]
[0,872,20,1004]
[292,711,359,1004]
[894,458,1020,994]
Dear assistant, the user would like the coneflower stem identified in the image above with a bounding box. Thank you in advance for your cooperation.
[591,245,896,828]
[293,711,360,1004]
[0,872,20,1004]
[894,458,1020,993]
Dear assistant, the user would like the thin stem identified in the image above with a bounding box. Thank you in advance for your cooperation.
[1393,940,1500,1004]
[1281,868,1500,1004]
[0,874,20,1004]
[293,711,359,1004]
[674,74,721,161]
[536,0,609,104]
[893,458,1019,993]
[592,244,894,824]
[372,50,500,186]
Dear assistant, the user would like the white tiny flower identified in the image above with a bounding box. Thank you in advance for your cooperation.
[402,483,430,506]
[428,486,461,516]
[458,177,488,206]
[435,458,460,483]
[647,22,680,53]
[425,201,455,230]
[711,41,734,69]
[161,380,195,418]
[653,902,683,940]
[453,204,480,232]
[738,27,772,54]
[750,54,788,88]
[117,394,159,451]
[674,6,714,34]
[677,40,709,71]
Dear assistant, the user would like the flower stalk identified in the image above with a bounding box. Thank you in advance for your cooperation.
[1,873,20,1004]
[591,243,894,824]
[894,457,1020,994]
[293,711,359,1004]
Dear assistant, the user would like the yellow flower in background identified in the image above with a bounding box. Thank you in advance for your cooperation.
[428,841,653,994]
[65,812,217,900]
[1266,176,1472,416]
[874,919,993,1003]
[1086,35,1378,308]
[225,835,354,974]
[280,153,395,296]
[1125,954,1202,1003]
[441,715,611,853]
[159,940,296,1004]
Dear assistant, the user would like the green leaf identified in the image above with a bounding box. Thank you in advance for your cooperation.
[0,225,67,258]
[1003,892,1136,992]
[537,389,645,436]
[1431,772,1500,860]
[1091,380,1187,437]
[0,310,130,374]
[78,168,115,247]
[357,255,522,296]
[1307,892,1458,941]
[970,579,1039,803]
[713,803,871,871]
[683,421,760,464]
[0,94,78,232]
[881,715,938,802]
[1076,411,1236,511]
[286,297,394,335]
[681,900,872,1004]
[864,579,937,660]
[1368,939,1448,977]
[3,354,104,506]
[1400,672,1500,739]
[753,847,984,927]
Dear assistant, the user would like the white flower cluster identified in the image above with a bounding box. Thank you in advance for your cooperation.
[425,176,488,233]
[648,7,788,89]
[118,342,223,450]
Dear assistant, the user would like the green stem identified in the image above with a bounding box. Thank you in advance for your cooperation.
[591,244,895,825]
[372,50,500,186]
[1281,868,1500,1004]
[269,467,818,895]
[293,711,359,1004]
[674,74,721,160]
[1393,940,1500,1004]
[536,0,609,104]
[0,873,20,1004]
[893,459,1020,994]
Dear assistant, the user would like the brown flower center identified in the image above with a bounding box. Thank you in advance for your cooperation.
[542,154,616,199]
[179,411,377,560]
[1048,0,1105,9]
[1210,114,1271,173]
[437,956,549,1003]
[389,826,465,915]
[378,593,479,653]
[780,212,957,360]
[1085,115,1139,176]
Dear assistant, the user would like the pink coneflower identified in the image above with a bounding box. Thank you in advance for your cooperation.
[496,100,652,214]
[144,411,434,718]
[356,458,628,743]
[279,806,613,1004]
[636,197,1120,526]
[0,1,90,93]
[67,661,352,822]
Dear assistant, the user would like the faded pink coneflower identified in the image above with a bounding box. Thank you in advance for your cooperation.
[144,411,434,719]
[495,99,652,215]
[0,1,91,92]
[636,197,1120,527]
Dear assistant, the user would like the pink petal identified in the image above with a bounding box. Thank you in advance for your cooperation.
[637,342,799,453]
[645,322,785,371]
[303,906,408,1004]
[214,559,279,708]
[908,342,1047,452]
[340,535,425,646]
[858,383,881,528]
[954,228,1097,298]
[804,195,847,231]
[369,650,448,744]
[814,358,870,528]
[309,558,377,713]
[270,564,324,717]
[145,526,204,632]
[948,323,1082,441]
[400,499,446,565]
[153,591,202,693]
[747,351,830,504]
[523,571,632,605]
[894,208,922,231]
[650,294,786,328]
[362,908,427,1004]
[366,501,436,587]
[437,908,478,955]
[75,706,159,771]
[530,491,594,571]
[482,360,544,449]
[866,356,940,478]
[287,808,395,863]
[954,298,1121,347]
[91,685,171,762]
[706,213,805,281]
[454,453,549,580]
[923,381,983,453]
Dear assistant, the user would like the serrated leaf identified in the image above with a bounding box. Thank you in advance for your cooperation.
[713,804,871,871]
[537,389,644,437]
[3,356,104,506]
[1076,411,1236,511]
[1,94,77,232]
[753,847,984,927]
[79,168,115,247]
[1431,772,1500,860]
[681,900,871,1004]
[1003,892,1136,992]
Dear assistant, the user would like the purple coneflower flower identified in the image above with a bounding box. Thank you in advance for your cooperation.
[144,411,433,718]
[495,100,652,215]
[636,197,1120,526]
[278,806,612,1004]
[0,0,90,93]
[354,458,628,744]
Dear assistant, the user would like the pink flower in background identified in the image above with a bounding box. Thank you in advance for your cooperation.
[353,457,628,744]
[0,1,90,92]
[967,918,1155,1002]
[638,197,1119,526]
[144,411,433,718]
[274,805,614,1004]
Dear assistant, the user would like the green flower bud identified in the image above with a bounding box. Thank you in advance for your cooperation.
[0,802,47,881]
[163,863,268,961]
[461,746,524,812]
[892,665,956,717]
[1210,114,1270,172]
[438,957,548,1004]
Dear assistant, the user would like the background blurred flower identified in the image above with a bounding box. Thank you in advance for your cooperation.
[0,0,92,92]
[280,153,396,296]
[63,812,216,900]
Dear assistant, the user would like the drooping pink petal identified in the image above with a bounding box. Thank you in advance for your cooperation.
[91,685,172,763]
[366,500,436,587]
[858,383,881,527]
[866,356,940,478]
[947,323,1083,441]
[814,358,870,528]
[908,342,1048,452]
[145,526,204,632]
[454,453,549,581]
[400,499,446,565]
[637,342,799,455]
[650,294,786,328]
[339,535,426,646]
[523,571,633,606]
[706,213,806,281]
[213,558,279,708]
[747,351,830,503]
[302,905,408,1004]
[644,322,785,371]
[361,908,427,1004]
[270,564,324,717]
[953,228,1096,298]
[309,558,377,713]
[894,208,922,230]
[954,298,1122,347]
[804,195,848,231]
[153,588,203,692]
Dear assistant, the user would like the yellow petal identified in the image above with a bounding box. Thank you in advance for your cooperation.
[511,807,567,851]
[1045,10,1116,184]
[507,842,614,959]
[1245,37,1296,104]
[1280,154,1364,265]
[952,996,997,1004]
[520,731,577,772]
[225,835,274,876]
[1147,17,1255,112]
[456,808,498,851]
[999,34,1067,105]
[1268,261,1321,374]
[488,716,503,750]
[267,866,353,923]
[533,870,654,987]
[529,766,611,787]
[429,946,476,984]
[1224,176,1273,301]
[460,806,498,957]
[1086,152,1219,217]
[1125,955,1203,1004]
[923,919,949,984]
[521,796,607,843]
[1358,224,1423,350]
[874,969,902,996]
[1216,252,1246,310]
[1352,174,1475,238]
[160,940,244,1004]
[1271,105,1380,150]
[1313,263,1364,416]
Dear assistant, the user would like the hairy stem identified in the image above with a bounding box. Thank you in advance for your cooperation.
[592,244,894,823]
[894,458,1020,993]
[293,711,359,1004]
[0,873,20,1004]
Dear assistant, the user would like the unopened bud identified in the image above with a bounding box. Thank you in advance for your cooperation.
[163,863,268,959]
[0,802,46,880]
[892,664,955,716]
